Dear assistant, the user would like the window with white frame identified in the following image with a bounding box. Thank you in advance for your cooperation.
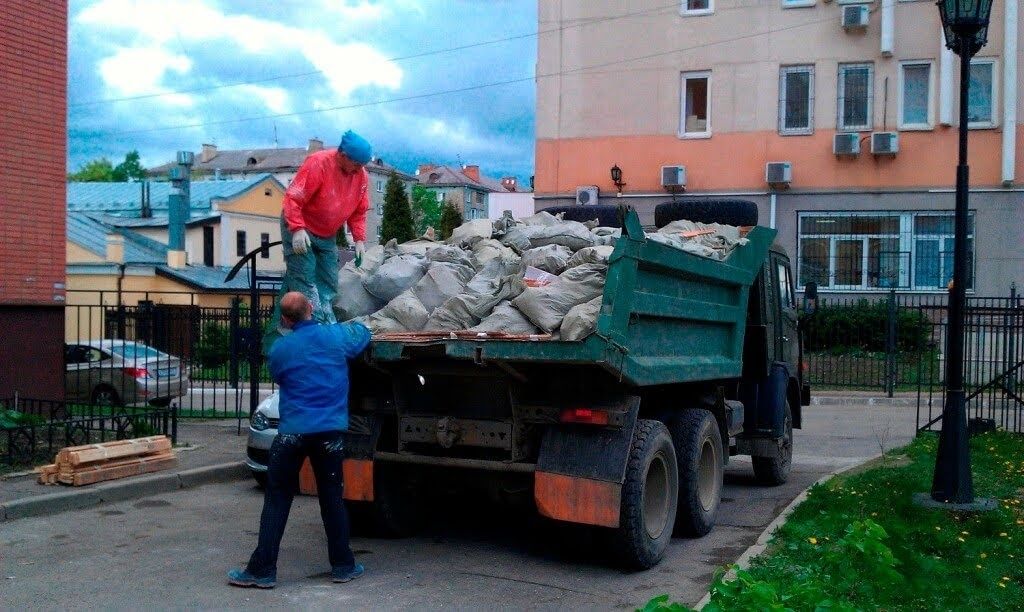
[968,59,996,127]
[798,212,974,291]
[782,0,815,7]
[681,0,713,16]
[899,61,933,129]
[779,65,814,134]
[375,179,384,193]
[837,63,873,131]
[376,202,384,216]
[436,191,444,202]
[680,71,711,137]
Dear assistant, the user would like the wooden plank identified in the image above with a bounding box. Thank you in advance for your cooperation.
[66,451,174,475]
[56,436,167,465]
[67,437,171,466]
[71,455,178,486]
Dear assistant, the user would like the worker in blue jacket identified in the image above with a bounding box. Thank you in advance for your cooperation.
[229,291,371,589]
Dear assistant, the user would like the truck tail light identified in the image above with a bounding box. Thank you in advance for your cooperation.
[124,367,150,379]
[560,407,610,425]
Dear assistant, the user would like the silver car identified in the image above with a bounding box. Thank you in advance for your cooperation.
[65,340,190,407]
[246,392,280,486]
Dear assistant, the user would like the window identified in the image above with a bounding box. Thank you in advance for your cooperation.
[260,233,270,259]
[899,61,933,129]
[837,63,873,131]
[968,59,996,128]
[680,0,713,16]
[778,263,795,309]
[202,226,214,266]
[236,230,246,257]
[376,202,384,216]
[475,192,484,204]
[465,192,471,206]
[680,71,711,138]
[797,212,974,291]
[782,0,815,7]
[436,191,444,202]
[376,179,384,193]
[779,65,814,134]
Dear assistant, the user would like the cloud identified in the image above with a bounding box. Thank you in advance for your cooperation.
[98,47,193,105]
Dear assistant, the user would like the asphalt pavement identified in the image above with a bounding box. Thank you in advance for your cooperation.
[0,403,917,610]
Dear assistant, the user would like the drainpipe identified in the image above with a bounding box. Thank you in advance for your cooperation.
[880,0,894,57]
[769,192,777,230]
[1002,0,1018,186]
[939,27,955,126]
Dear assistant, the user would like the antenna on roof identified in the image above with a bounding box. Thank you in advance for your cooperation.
[273,123,278,149]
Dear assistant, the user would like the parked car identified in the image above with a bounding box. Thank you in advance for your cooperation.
[65,340,190,407]
[246,392,280,486]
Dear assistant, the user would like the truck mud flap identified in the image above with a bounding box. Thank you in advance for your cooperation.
[297,458,375,502]
[534,398,639,528]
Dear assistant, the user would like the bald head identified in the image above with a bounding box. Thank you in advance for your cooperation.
[280,292,313,328]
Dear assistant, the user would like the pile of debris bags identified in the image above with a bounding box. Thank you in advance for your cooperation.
[334,211,747,341]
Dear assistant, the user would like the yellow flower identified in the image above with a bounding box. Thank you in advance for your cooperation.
[976,564,983,569]
[981,553,988,559]
[1003,577,1011,581]
[961,531,969,535]
[808,537,818,545]
[935,526,942,531]
[871,512,878,517]
[958,537,966,542]
[998,583,1007,588]
[1000,532,1009,537]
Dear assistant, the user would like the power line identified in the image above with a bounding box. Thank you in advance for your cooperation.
[78,3,898,138]
[69,1,685,108]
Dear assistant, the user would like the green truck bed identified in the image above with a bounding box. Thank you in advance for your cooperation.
[368,210,776,387]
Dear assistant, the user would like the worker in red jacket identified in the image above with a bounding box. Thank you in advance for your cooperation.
[264,130,371,353]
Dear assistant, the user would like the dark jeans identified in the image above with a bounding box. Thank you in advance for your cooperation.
[246,431,355,577]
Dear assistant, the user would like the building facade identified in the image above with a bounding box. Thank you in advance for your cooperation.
[0,1,67,401]
[416,164,524,222]
[149,140,418,246]
[535,1,1023,296]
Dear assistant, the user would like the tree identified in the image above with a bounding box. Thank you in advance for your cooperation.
[379,173,416,244]
[411,184,441,235]
[439,198,464,241]
[68,157,115,182]
[112,150,147,182]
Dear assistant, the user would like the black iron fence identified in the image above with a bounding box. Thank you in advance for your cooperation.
[0,397,174,468]
[65,289,278,422]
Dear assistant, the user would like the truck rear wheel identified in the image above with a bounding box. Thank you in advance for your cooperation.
[671,410,723,537]
[609,419,679,570]
[354,463,424,538]
[752,402,793,486]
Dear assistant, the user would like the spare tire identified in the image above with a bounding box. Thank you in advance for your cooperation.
[540,205,624,228]
[654,199,758,228]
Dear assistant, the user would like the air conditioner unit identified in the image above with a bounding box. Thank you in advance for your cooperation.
[765,162,793,185]
[575,185,599,206]
[661,165,687,189]
[871,131,899,155]
[833,133,861,156]
[842,4,870,29]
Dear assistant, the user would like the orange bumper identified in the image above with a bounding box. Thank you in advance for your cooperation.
[534,471,621,528]
[298,458,374,501]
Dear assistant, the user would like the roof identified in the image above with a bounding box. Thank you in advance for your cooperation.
[90,212,220,229]
[66,213,167,264]
[417,165,522,192]
[156,265,282,292]
[149,146,417,182]
[67,175,280,215]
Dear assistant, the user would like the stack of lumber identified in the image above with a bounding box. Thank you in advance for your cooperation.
[37,436,177,486]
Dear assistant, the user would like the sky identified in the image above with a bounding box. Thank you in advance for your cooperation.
[67,0,537,181]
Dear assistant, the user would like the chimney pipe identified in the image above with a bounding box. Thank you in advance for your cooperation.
[140,181,152,218]
[200,143,217,163]
[307,138,323,153]
[462,165,480,182]
[417,164,435,176]
[167,151,194,269]
[106,233,124,264]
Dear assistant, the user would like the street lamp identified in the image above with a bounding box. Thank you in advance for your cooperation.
[929,0,993,505]
[610,164,626,194]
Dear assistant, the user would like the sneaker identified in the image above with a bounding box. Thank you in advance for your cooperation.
[331,563,365,583]
[227,568,276,589]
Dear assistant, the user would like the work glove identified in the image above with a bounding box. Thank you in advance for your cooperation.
[291,229,311,255]
[355,240,366,267]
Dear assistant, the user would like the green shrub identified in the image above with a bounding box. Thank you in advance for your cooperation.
[439,199,463,241]
[0,409,46,429]
[195,322,231,369]
[803,300,931,353]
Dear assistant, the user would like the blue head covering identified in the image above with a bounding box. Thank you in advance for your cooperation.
[339,130,372,165]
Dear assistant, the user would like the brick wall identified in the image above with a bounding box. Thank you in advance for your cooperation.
[0,2,67,402]
[0,1,67,306]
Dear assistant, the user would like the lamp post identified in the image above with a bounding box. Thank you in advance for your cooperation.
[929,0,993,505]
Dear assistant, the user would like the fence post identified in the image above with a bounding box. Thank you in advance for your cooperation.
[229,297,241,388]
[1008,283,1018,398]
[885,289,897,398]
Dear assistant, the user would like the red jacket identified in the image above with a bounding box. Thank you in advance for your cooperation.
[282,149,369,241]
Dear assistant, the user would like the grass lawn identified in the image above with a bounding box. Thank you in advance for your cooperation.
[191,361,272,384]
[806,349,941,392]
[645,431,1023,611]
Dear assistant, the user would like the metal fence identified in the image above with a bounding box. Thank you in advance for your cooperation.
[64,289,278,423]
[0,396,174,468]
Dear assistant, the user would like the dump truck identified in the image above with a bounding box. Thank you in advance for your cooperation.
[338,205,811,569]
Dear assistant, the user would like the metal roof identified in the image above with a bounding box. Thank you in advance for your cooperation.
[156,265,281,292]
[417,165,520,192]
[66,175,279,215]
[66,213,167,264]
[149,147,417,182]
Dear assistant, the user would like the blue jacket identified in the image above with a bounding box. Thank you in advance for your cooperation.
[267,320,372,434]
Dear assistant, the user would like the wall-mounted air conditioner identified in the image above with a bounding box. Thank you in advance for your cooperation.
[765,162,793,185]
[576,185,599,205]
[871,132,899,155]
[661,165,686,189]
[833,133,861,156]
[842,4,870,29]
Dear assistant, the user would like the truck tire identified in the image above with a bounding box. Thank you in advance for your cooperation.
[654,199,758,228]
[609,419,679,570]
[752,402,793,486]
[540,205,624,228]
[670,410,724,537]
[356,463,424,538]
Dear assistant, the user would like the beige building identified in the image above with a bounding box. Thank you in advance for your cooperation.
[416,164,525,221]
[536,1,1023,296]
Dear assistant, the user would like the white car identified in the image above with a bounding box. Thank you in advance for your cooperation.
[246,392,280,486]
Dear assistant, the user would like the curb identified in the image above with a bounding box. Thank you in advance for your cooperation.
[0,461,250,523]
[693,454,882,610]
